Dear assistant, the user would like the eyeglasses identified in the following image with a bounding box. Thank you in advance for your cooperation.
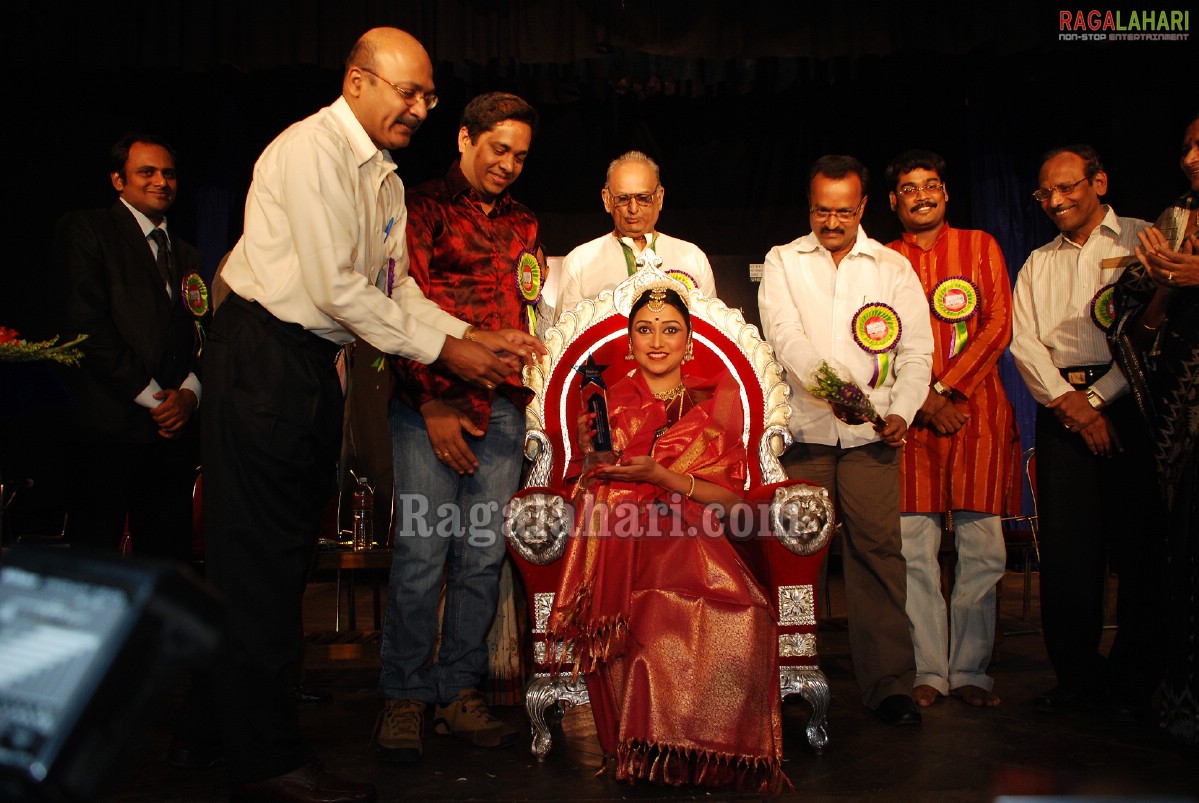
[357,66,439,110]
[810,198,865,222]
[1032,177,1088,202]
[895,181,944,197]
[606,186,660,207]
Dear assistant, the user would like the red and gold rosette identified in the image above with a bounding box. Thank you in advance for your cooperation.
[514,248,544,335]
[1089,283,1116,331]
[929,276,979,360]
[852,302,901,389]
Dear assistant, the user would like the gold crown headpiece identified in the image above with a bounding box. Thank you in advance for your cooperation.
[613,266,690,317]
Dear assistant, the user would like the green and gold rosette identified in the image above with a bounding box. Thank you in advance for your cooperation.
[929,276,979,360]
[514,248,544,335]
[851,302,901,388]
[182,272,209,355]
[1089,284,1116,331]
[664,269,697,292]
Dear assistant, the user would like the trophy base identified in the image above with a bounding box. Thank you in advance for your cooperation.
[583,450,618,475]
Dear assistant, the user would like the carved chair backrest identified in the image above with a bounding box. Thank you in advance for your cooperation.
[522,269,793,491]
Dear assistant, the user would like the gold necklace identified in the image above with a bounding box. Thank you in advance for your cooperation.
[652,383,686,402]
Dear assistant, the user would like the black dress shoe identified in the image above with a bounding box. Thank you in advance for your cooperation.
[231,761,376,803]
[1106,693,1152,724]
[167,736,224,769]
[295,685,333,705]
[1031,685,1102,714]
[875,694,922,726]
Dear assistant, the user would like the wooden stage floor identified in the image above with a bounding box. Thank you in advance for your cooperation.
[96,566,1199,803]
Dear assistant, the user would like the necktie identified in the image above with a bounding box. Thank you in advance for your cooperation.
[148,228,173,298]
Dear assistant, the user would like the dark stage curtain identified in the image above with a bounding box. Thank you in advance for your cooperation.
[3,0,1193,532]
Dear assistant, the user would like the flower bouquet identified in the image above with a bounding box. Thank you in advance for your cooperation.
[806,360,885,430]
[0,327,87,366]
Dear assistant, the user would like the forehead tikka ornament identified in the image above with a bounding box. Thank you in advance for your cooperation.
[647,287,668,312]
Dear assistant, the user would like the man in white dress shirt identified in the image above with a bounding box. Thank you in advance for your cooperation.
[1010,144,1163,721]
[555,150,716,318]
[758,154,933,727]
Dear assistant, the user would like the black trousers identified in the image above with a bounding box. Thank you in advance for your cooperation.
[66,434,198,564]
[1035,396,1165,701]
[202,295,343,784]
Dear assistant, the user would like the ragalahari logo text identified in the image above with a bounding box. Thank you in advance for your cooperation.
[1059,9,1189,41]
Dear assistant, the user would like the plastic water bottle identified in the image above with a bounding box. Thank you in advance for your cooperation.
[351,476,374,551]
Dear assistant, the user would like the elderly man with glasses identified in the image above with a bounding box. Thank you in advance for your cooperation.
[1011,144,1165,722]
[555,150,717,319]
[759,154,933,727]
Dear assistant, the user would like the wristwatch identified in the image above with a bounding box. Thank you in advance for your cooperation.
[1085,388,1104,410]
[932,380,953,398]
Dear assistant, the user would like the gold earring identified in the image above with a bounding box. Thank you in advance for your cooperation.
[683,340,694,363]
[625,340,635,360]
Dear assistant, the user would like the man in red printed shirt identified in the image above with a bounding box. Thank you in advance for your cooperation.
[885,150,1021,711]
[375,92,542,763]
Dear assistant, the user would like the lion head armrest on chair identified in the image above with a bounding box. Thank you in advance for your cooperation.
[503,267,835,759]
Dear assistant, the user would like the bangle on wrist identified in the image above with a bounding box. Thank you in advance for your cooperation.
[1140,317,1163,332]
[685,473,696,499]
[463,325,480,343]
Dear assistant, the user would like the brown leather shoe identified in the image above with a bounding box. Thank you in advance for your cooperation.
[230,761,376,803]
[433,688,518,748]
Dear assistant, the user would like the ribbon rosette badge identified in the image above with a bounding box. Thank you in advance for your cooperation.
[514,248,544,334]
[852,302,901,388]
[516,250,543,304]
[930,277,978,323]
[664,269,697,291]
[183,273,210,318]
[1090,284,1117,331]
[853,303,901,352]
[930,277,978,359]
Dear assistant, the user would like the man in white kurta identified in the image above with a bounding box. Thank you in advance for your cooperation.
[759,155,932,727]
[555,150,716,319]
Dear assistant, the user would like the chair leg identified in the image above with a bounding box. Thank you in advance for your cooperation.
[1003,546,1040,637]
[333,569,344,632]
[1022,554,1032,621]
[780,667,830,753]
[524,674,590,761]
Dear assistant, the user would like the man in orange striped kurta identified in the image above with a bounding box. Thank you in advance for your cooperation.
[885,150,1020,711]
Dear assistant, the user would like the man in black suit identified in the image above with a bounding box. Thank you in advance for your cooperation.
[57,133,207,564]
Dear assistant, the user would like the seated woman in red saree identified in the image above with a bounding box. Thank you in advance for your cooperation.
[547,283,788,792]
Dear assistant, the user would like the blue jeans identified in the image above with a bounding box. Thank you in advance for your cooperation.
[379,397,524,704]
